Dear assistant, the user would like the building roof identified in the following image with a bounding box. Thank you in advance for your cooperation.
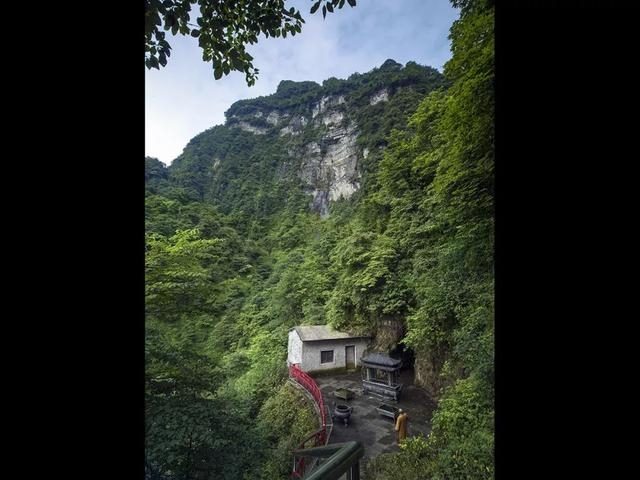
[361,352,402,370]
[293,325,369,342]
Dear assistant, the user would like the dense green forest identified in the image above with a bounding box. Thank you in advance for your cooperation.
[145,1,493,478]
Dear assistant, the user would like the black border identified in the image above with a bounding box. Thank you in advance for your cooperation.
[497,2,626,475]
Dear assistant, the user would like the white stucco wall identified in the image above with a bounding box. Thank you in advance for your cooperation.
[299,338,370,373]
[287,329,303,366]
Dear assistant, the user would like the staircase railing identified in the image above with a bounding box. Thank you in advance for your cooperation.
[288,363,328,478]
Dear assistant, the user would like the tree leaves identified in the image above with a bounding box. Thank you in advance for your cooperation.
[145,0,358,83]
[145,0,307,84]
[146,56,160,70]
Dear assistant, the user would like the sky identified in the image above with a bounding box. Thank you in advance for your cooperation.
[145,0,459,165]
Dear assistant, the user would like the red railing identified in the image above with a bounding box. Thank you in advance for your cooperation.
[289,363,327,478]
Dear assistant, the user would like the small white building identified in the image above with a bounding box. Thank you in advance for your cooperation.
[287,325,370,373]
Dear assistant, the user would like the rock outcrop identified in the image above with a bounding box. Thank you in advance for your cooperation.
[299,122,360,217]
[370,89,389,105]
[225,92,362,216]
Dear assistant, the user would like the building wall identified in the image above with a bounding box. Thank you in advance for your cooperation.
[300,338,370,373]
[287,329,303,366]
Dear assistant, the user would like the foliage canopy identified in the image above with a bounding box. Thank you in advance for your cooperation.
[145,0,357,85]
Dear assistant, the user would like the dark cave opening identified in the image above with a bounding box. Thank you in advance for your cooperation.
[390,342,415,373]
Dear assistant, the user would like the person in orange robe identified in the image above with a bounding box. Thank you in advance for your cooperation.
[395,408,408,444]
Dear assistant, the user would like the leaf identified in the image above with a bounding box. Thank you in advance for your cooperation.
[310,1,320,14]
[231,55,243,70]
[322,5,326,18]
[191,29,200,37]
[327,3,334,13]
[347,0,356,6]
[214,66,222,80]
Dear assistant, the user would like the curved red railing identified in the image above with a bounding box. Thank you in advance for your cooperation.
[289,363,327,478]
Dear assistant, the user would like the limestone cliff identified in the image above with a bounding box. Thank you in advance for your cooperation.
[227,92,361,217]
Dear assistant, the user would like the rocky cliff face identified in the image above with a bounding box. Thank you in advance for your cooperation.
[298,102,359,218]
[170,59,448,217]
[228,93,361,217]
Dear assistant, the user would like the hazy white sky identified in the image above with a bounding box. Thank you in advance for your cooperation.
[145,0,459,165]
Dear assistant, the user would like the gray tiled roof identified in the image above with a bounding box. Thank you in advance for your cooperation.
[293,325,369,342]
[361,352,402,368]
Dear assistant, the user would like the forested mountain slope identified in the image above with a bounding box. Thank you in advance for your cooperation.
[145,1,493,479]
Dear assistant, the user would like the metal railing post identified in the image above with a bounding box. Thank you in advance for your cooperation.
[351,461,360,480]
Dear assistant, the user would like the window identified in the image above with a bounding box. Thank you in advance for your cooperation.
[320,350,334,364]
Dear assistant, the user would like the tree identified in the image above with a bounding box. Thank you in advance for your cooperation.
[145,0,357,85]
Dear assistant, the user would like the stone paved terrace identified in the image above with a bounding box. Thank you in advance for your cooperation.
[313,369,437,461]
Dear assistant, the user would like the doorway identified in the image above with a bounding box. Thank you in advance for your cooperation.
[345,345,355,370]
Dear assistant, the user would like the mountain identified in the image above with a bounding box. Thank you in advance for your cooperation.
[163,59,448,219]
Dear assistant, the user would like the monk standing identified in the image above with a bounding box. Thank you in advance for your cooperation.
[394,408,408,444]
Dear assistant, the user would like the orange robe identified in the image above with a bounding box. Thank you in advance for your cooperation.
[395,412,408,443]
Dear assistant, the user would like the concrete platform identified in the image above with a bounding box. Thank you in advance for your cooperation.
[313,369,437,460]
